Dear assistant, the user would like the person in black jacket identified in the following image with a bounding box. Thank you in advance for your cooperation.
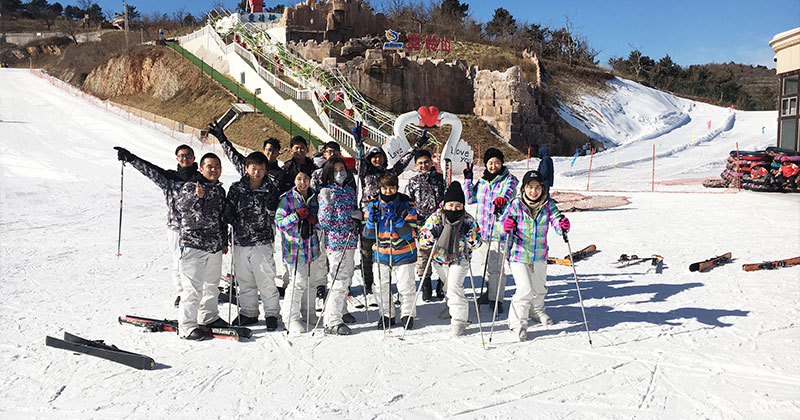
[537,146,554,191]
[405,149,445,301]
[208,122,284,191]
[113,144,198,308]
[226,152,282,331]
[281,136,318,194]
[175,153,231,340]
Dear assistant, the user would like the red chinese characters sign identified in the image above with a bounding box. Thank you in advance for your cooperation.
[405,33,450,53]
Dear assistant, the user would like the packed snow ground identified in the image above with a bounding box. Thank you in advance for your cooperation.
[1,69,799,419]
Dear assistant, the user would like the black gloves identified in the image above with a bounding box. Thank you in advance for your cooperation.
[352,217,362,231]
[113,146,133,163]
[207,121,226,140]
[463,162,473,181]
[414,129,429,149]
[352,121,363,147]
[430,224,443,238]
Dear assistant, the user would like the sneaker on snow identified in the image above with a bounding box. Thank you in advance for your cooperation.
[435,280,445,299]
[173,296,181,308]
[342,312,357,324]
[184,328,207,341]
[531,310,553,325]
[324,323,352,336]
[288,319,305,334]
[366,292,378,308]
[450,322,467,337]
[265,316,278,331]
[438,306,451,320]
[230,314,258,326]
[400,316,414,330]
[511,327,528,342]
[476,292,490,305]
[421,278,432,302]
[490,301,504,314]
[202,318,229,328]
[376,316,396,329]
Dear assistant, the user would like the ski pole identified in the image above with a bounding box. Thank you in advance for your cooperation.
[477,213,497,300]
[466,257,487,349]
[388,214,395,327]
[116,161,125,256]
[563,229,593,348]
[228,228,237,325]
[488,233,514,343]
[311,230,354,336]
[400,236,437,339]
[306,233,312,333]
[287,237,301,336]
[373,206,387,336]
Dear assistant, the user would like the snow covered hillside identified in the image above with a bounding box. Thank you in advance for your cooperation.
[549,77,777,191]
[1,69,798,419]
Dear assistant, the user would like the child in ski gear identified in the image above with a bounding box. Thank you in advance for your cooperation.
[363,172,418,329]
[406,149,446,301]
[280,136,318,193]
[318,157,361,335]
[501,170,568,341]
[226,152,282,330]
[174,153,230,340]
[419,181,481,337]
[311,141,357,191]
[464,147,519,314]
[353,122,423,300]
[776,156,799,190]
[275,170,321,333]
[537,146,554,189]
[113,144,198,308]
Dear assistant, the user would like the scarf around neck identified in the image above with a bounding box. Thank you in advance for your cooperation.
[436,212,464,260]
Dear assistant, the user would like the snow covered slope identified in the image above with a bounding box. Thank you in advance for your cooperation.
[1,69,799,419]
[546,77,777,191]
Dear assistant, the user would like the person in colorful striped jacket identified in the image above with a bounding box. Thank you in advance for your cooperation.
[318,157,361,335]
[363,173,418,330]
[463,148,519,314]
[275,170,321,334]
[501,170,570,342]
[419,181,482,337]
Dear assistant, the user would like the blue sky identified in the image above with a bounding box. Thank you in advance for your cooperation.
[79,0,797,68]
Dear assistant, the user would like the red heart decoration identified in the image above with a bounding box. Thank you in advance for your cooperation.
[417,106,440,128]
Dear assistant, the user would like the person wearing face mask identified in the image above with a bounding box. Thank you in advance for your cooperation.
[317,157,361,335]
[405,149,445,302]
[419,182,482,337]
[500,170,570,342]
[113,144,199,309]
[464,148,519,314]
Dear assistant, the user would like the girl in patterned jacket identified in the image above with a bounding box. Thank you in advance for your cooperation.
[275,170,320,334]
[463,148,519,314]
[419,181,482,337]
[317,157,361,335]
[500,170,570,342]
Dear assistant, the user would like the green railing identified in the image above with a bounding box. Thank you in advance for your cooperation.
[166,40,323,149]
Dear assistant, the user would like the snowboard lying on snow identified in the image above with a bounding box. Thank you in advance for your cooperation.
[689,253,732,272]
[742,256,800,271]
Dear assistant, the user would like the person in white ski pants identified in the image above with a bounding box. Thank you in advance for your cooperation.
[180,248,224,334]
[235,244,279,320]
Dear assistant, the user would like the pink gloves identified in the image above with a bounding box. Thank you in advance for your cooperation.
[503,218,517,233]
[559,217,570,233]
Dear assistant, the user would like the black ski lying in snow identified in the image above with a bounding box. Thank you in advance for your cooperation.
[689,252,732,272]
[118,315,252,341]
[45,332,155,370]
[742,256,800,271]
[548,244,597,266]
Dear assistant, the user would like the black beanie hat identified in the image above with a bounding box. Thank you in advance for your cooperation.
[442,181,465,204]
[483,148,504,164]
[522,170,544,190]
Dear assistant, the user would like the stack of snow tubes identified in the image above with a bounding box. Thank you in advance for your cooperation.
[705,147,800,192]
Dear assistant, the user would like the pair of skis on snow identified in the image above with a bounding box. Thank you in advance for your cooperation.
[117,315,253,341]
[46,332,155,370]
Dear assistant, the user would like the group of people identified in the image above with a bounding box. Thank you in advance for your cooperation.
[114,121,569,342]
